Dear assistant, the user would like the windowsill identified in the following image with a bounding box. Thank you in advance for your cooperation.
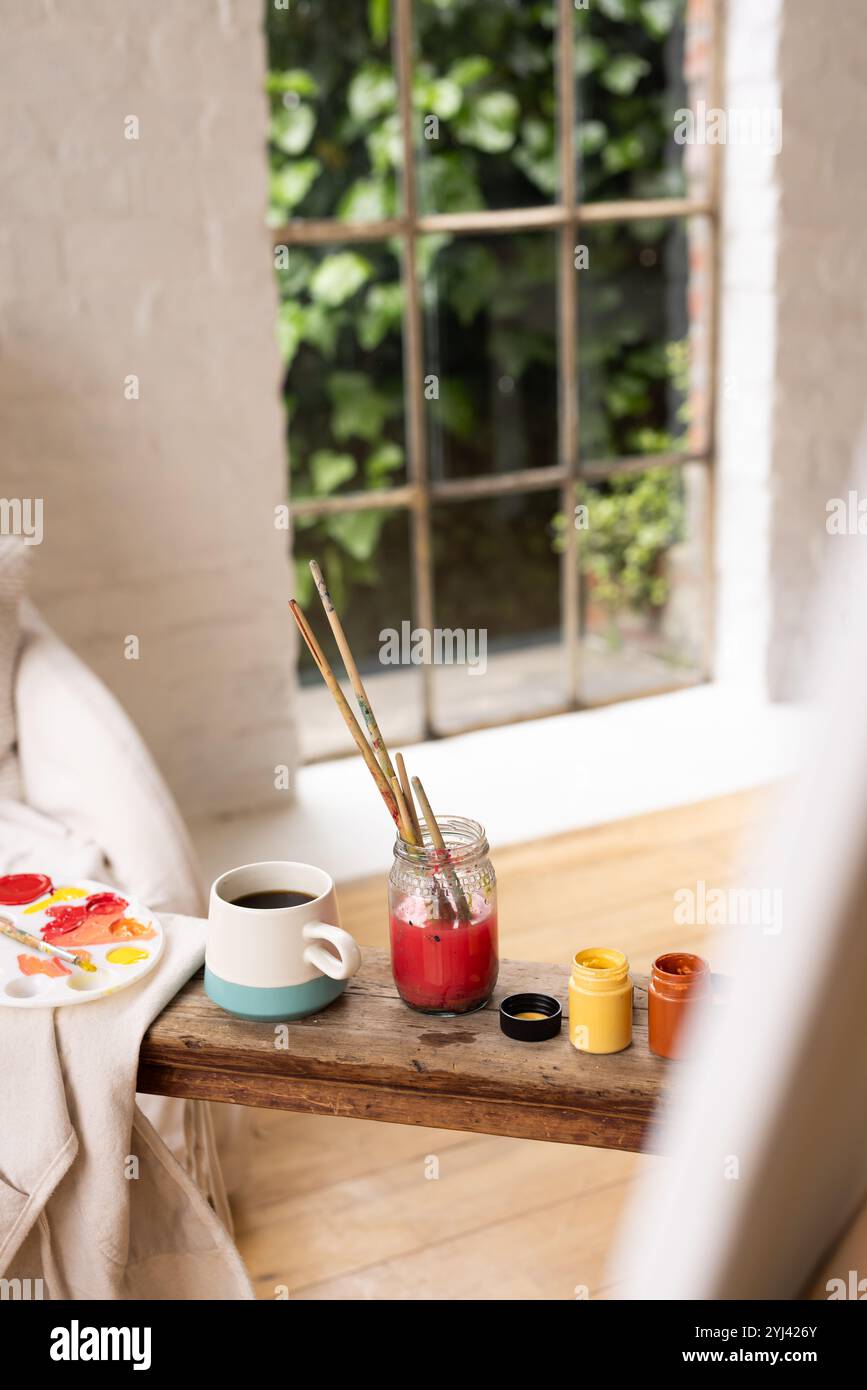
[190,683,809,887]
[297,635,701,761]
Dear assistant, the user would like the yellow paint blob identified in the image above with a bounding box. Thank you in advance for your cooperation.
[106,946,149,966]
[23,886,87,914]
[579,953,617,970]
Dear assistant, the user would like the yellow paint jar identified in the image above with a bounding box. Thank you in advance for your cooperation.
[569,947,633,1054]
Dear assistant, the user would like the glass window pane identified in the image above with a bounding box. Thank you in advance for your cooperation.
[431,492,565,732]
[574,0,710,205]
[578,219,708,462]
[266,1,400,224]
[279,240,407,501]
[414,0,557,214]
[579,462,707,703]
[421,232,559,481]
[294,508,423,761]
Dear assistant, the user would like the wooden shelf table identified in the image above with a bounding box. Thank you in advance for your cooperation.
[138,949,672,1154]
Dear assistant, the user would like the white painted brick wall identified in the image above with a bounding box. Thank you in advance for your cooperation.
[717,0,867,698]
[768,0,867,697]
[714,0,782,694]
[0,0,297,818]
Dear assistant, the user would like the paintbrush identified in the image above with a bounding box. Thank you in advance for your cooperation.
[0,916,97,973]
[288,599,400,826]
[308,559,398,782]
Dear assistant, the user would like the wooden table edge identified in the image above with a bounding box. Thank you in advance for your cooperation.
[136,1056,664,1154]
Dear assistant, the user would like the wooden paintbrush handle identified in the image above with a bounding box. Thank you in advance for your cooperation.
[308,560,397,783]
[391,777,416,845]
[396,753,422,842]
[289,601,400,825]
[411,776,472,923]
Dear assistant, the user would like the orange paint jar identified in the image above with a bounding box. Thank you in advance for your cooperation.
[648,952,710,1059]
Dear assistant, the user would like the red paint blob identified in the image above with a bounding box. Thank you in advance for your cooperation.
[85,892,128,915]
[43,905,89,934]
[41,892,130,942]
[0,873,53,905]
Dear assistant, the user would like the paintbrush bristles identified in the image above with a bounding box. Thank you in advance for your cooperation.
[288,601,400,826]
[308,559,397,783]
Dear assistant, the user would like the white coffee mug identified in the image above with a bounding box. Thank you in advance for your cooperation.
[205,860,361,1021]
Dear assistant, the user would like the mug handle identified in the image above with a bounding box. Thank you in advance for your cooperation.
[302,922,362,982]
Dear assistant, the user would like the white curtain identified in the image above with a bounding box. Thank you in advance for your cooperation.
[612,446,867,1299]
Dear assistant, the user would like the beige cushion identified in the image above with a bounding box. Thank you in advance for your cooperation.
[0,539,28,800]
[16,602,204,918]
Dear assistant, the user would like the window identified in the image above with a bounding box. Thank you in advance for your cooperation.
[267,0,720,760]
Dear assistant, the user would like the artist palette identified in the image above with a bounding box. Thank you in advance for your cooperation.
[0,874,164,1008]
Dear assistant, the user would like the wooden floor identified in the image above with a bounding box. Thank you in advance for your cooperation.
[231,788,771,1300]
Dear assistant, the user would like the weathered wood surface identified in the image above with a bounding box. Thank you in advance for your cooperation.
[138,951,674,1153]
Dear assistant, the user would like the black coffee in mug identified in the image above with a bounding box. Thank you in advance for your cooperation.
[231,889,316,910]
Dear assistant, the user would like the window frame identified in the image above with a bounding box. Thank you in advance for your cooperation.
[276,0,724,746]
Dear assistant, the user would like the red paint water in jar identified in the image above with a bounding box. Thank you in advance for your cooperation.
[388,816,498,1015]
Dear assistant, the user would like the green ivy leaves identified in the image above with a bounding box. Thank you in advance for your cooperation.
[583,468,685,618]
[348,64,397,123]
[640,0,681,39]
[357,283,405,351]
[298,441,404,503]
[309,253,373,307]
[600,54,652,96]
[265,69,319,99]
[455,90,520,154]
[310,450,356,496]
[448,55,493,88]
[337,177,393,223]
[325,509,389,562]
[414,73,463,120]
[367,0,390,47]
[417,151,485,213]
[328,371,397,443]
[268,161,321,222]
[365,441,404,486]
[270,104,315,155]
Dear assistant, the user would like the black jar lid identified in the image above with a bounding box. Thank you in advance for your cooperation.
[499,992,562,1042]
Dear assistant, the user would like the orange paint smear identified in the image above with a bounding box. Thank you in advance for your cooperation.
[18,953,70,978]
[17,947,93,978]
[42,912,156,949]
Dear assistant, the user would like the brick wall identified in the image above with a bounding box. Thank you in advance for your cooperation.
[769,0,867,697]
[714,0,781,693]
[717,0,867,699]
[0,0,296,817]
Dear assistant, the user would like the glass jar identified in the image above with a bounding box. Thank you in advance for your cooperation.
[648,951,710,1059]
[388,816,498,1016]
[568,947,633,1054]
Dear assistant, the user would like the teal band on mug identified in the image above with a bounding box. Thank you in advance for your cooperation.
[204,966,347,1022]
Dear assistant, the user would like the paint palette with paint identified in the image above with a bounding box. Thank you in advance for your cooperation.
[0,874,164,1008]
